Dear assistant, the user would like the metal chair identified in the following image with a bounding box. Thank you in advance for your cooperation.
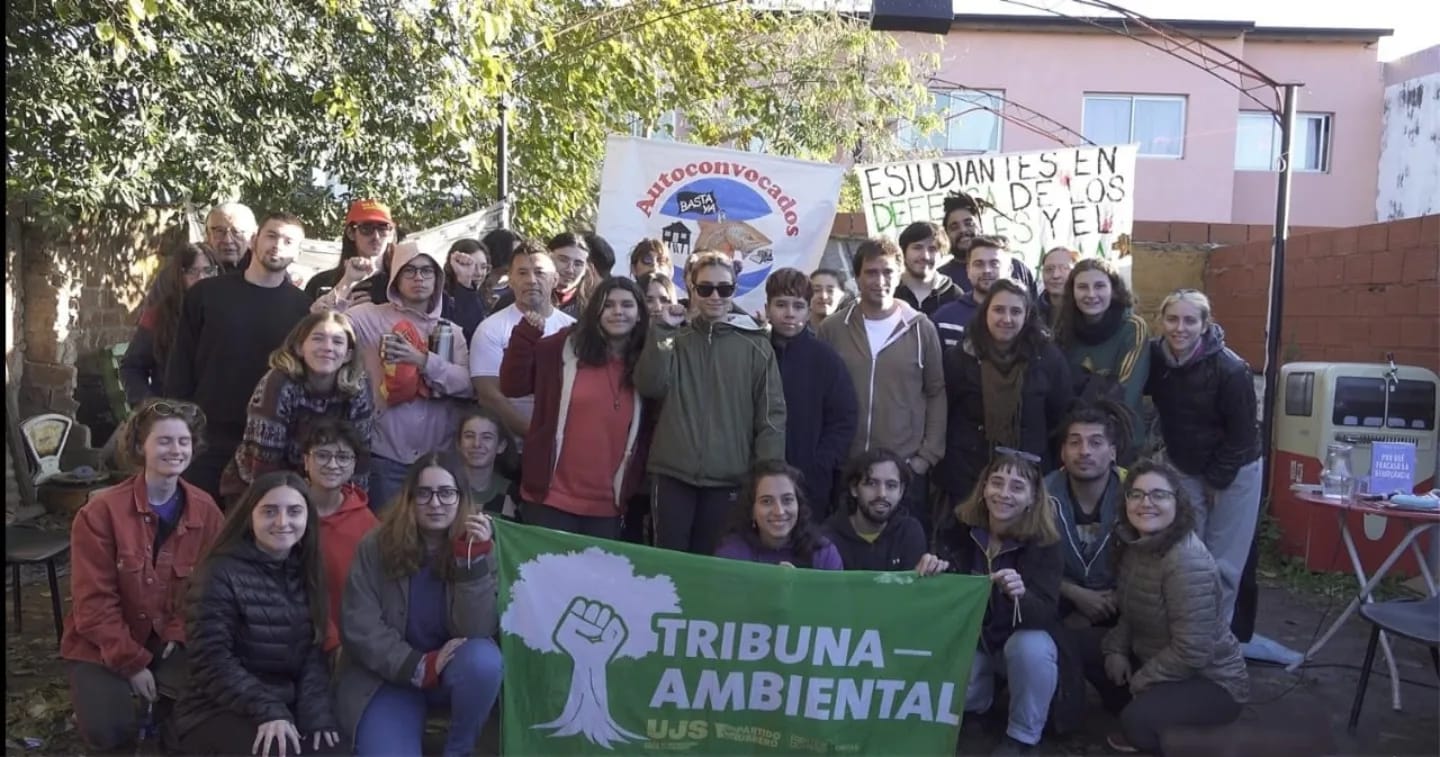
[1346,595,1440,734]
[6,523,71,644]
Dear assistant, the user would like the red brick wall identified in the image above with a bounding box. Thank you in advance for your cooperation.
[1203,215,1440,373]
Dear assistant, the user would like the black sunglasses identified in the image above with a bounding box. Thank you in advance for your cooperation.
[693,282,736,298]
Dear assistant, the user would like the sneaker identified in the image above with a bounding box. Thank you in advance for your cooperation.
[1107,732,1140,753]
[991,735,1038,756]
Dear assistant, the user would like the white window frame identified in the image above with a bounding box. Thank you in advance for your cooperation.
[1081,94,1187,159]
[900,88,1005,155]
[1235,111,1332,173]
[627,109,680,141]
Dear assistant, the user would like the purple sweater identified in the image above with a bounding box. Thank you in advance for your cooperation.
[714,535,845,570]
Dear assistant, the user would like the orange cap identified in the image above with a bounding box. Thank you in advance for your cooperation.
[346,199,393,225]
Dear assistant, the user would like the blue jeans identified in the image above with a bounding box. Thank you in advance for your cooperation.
[354,638,504,757]
[965,630,1058,746]
[368,455,412,514]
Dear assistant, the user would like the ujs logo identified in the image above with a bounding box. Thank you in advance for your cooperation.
[655,177,778,298]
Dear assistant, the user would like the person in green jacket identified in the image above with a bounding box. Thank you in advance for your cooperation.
[1053,258,1151,464]
[635,250,786,555]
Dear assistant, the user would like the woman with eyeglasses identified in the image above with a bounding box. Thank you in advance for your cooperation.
[1053,257,1151,464]
[171,471,343,755]
[1088,460,1248,754]
[218,312,375,506]
[442,238,491,342]
[298,419,378,655]
[121,243,222,405]
[942,279,1074,509]
[499,277,658,539]
[62,399,225,753]
[336,454,503,757]
[1145,289,1260,629]
[933,451,1070,754]
[636,250,786,555]
[1037,247,1079,328]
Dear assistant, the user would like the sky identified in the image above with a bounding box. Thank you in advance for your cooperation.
[832,0,1439,61]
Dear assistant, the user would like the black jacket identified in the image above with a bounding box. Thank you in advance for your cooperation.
[773,329,858,516]
[172,542,335,738]
[941,339,1074,498]
[823,510,927,572]
[1145,325,1260,489]
[896,274,963,318]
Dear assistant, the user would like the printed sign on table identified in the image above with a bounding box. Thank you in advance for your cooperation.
[1370,441,1418,495]
[495,520,989,755]
[597,136,845,312]
[856,144,1139,266]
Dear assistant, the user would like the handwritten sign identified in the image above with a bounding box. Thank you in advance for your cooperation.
[856,144,1138,266]
[1370,441,1417,495]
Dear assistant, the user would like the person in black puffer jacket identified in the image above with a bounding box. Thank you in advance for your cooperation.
[170,471,345,756]
[942,279,1074,508]
[1145,289,1262,630]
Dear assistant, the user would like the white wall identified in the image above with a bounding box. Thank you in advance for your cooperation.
[1376,71,1440,220]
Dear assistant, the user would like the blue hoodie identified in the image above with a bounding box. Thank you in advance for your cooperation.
[772,328,858,515]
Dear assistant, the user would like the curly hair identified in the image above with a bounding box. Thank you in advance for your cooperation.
[115,398,209,473]
[376,453,477,582]
[1058,398,1135,459]
[725,460,831,568]
[1111,459,1198,565]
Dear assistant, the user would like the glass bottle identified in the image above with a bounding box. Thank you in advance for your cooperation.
[1320,442,1355,499]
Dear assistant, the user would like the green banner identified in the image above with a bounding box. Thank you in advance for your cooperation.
[494,520,990,755]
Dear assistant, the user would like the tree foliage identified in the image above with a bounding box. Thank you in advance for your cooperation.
[7,0,935,234]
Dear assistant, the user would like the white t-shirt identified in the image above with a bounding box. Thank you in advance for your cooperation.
[864,310,904,358]
[469,303,576,422]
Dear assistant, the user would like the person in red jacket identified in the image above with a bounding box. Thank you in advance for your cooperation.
[498,276,658,538]
[299,419,378,654]
[61,399,225,752]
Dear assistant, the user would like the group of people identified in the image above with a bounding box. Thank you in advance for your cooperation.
[69,192,1262,755]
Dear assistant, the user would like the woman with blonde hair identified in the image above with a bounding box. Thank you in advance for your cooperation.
[934,450,1071,755]
[336,453,502,756]
[219,311,375,504]
[1145,288,1260,629]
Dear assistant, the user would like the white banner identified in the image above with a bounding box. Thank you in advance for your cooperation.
[856,144,1139,266]
[597,136,845,311]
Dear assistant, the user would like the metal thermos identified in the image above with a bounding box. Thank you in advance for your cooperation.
[430,322,454,362]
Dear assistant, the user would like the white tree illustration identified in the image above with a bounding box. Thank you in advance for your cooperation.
[500,547,682,749]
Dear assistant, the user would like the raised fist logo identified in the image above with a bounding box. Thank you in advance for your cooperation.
[534,597,643,748]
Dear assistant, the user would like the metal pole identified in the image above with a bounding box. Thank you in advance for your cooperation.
[496,97,510,229]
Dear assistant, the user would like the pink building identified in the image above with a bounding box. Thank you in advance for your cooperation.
[893,15,1393,227]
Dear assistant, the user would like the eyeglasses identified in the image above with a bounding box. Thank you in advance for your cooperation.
[309,450,357,466]
[641,255,671,266]
[994,446,1041,464]
[693,282,736,298]
[415,487,461,507]
[1125,488,1177,506]
[354,223,394,237]
[207,226,251,239]
[398,265,438,280]
[185,265,220,277]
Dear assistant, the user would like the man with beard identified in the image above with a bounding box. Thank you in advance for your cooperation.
[1046,401,1130,626]
[305,199,396,303]
[203,202,258,273]
[931,235,1011,350]
[823,449,944,573]
[894,221,962,317]
[165,212,312,499]
[934,192,1038,299]
[470,240,576,438]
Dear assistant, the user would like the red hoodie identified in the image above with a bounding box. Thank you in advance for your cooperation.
[319,483,378,652]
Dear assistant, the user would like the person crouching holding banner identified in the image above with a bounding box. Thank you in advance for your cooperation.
[934,449,1068,755]
[715,461,843,570]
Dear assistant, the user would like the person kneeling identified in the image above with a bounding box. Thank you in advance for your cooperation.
[934,450,1065,756]
[1092,460,1249,754]
[337,453,503,757]
[715,461,843,570]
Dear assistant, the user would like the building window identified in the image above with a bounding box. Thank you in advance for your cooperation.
[1082,94,1186,157]
[900,89,1003,154]
[627,110,680,141]
[1235,111,1332,172]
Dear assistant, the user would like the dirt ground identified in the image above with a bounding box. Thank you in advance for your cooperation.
[5,559,1436,756]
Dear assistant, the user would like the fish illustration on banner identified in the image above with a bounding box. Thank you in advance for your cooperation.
[597,136,845,311]
[855,144,1139,269]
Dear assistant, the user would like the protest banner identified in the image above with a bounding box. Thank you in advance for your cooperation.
[856,144,1139,266]
[495,520,989,755]
[596,136,845,312]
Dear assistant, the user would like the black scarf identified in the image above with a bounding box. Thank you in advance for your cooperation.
[1073,303,1125,346]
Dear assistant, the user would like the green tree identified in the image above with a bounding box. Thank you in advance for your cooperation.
[7,0,934,233]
